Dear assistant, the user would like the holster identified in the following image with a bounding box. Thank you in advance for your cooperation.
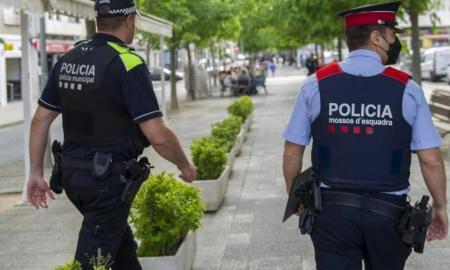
[49,140,64,194]
[397,195,432,253]
[295,172,322,235]
[120,157,152,204]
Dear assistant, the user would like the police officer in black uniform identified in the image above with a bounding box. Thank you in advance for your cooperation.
[283,2,448,269]
[27,0,196,269]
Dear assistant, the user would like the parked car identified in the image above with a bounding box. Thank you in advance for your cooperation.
[421,46,450,82]
[447,64,450,85]
[149,68,184,81]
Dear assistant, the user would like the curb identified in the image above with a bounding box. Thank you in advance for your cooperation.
[0,120,23,129]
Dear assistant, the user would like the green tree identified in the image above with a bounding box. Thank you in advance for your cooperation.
[400,0,442,84]
[138,0,195,108]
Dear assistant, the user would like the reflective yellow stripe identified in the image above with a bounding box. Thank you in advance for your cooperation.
[119,53,143,71]
[107,41,128,54]
[107,42,143,71]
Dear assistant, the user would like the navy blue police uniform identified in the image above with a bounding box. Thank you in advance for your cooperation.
[311,62,412,270]
[38,1,160,269]
[281,2,437,270]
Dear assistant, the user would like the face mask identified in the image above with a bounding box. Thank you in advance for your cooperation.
[380,34,402,65]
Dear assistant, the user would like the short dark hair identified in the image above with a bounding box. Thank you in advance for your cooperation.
[96,16,128,31]
[345,25,387,51]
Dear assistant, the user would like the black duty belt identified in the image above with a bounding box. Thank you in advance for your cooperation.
[322,191,406,221]
[61,156,124,174]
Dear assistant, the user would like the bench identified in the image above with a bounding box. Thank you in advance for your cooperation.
[429,89,450,159]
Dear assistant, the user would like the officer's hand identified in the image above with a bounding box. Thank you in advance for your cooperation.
[427,206,448,241]
[179,164,197,183]
[27,175,55,209]
[294,204,305,216]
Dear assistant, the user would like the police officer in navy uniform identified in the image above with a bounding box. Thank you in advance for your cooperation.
[283,2,448,269]
[27,0,196,269]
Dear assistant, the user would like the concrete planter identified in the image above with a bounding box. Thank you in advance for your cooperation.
[227,146,238,169]
[192,165,231,211]
[243,113,254,133]
[234,129,246,156]
[139,232,197,270]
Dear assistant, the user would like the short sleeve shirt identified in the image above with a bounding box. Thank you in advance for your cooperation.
[282,49,442,195]
[283,49,442,151]
[38,33,162,160]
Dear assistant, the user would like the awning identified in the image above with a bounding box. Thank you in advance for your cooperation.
[0,0,173,37]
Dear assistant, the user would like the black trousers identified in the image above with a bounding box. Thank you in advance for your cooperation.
[310,193,412,270]
[63,168,142,270]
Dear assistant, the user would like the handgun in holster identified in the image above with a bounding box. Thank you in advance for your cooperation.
[49,140,64,194]
[295,171,322,235]
[120,157,152,204]
[397,195,432,253]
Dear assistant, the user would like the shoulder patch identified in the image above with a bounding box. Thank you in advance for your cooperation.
[381,67,410,85]
[107,42,144,72]
[119,53,144,72]
[316,61,343,81]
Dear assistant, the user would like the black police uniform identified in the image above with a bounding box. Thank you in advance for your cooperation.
[38,1,160,269]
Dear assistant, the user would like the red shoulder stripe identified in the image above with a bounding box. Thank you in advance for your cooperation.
[381,67,410,85]
[316,61,343,81]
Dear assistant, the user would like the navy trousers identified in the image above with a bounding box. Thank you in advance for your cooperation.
[310,193,412,270]
[63,168,142,270]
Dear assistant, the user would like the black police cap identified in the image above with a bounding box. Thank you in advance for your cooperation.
[95,0,138,18]
[338,1,404,33]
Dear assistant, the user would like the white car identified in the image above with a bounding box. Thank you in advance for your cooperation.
[421,47,450,82]
[447,64,450,85]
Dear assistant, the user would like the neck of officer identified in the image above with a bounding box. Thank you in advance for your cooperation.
[357,43,387,65]
[96,29,130,45]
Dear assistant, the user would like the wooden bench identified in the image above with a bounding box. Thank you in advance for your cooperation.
[429,89,450,159]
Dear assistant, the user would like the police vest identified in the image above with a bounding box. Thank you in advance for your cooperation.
[311,62,412,192]
[56,40,149,151]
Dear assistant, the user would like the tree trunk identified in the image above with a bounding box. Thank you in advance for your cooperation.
[169,40,179,110]
[186,44,196,100]
[146,39,151,67]
[319,43,325,66]
[337,38,343,61]
[85,20,96,39]
[210,45,218,88]
[314,43,319,62]
[409,10,422,85]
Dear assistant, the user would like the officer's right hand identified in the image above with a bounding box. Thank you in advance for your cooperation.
[27,175,55,209]
[179,163,197,183]
[427,205,449,241]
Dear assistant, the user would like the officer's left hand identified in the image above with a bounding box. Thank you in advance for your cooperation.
[179,163,197,183]
[294,204,305,216]
[427,206,448,241]
[27,175,55,209]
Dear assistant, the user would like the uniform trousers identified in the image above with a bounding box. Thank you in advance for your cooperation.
[310,192,412,270]
[63,168,142,270]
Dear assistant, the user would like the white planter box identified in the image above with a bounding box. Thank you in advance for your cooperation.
[192,165,231,211]
[227,146,237,168]
[139,232,197,270]
[243,113,254,133]
[234,129,246,156]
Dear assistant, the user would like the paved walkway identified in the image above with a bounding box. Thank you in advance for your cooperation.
[0,67,449,269]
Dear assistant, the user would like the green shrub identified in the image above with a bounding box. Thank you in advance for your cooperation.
[211,115,243,152]
[54,261,82,270]
[130,173,205,257]
[191,137,228,180]
[227,96,254,120]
